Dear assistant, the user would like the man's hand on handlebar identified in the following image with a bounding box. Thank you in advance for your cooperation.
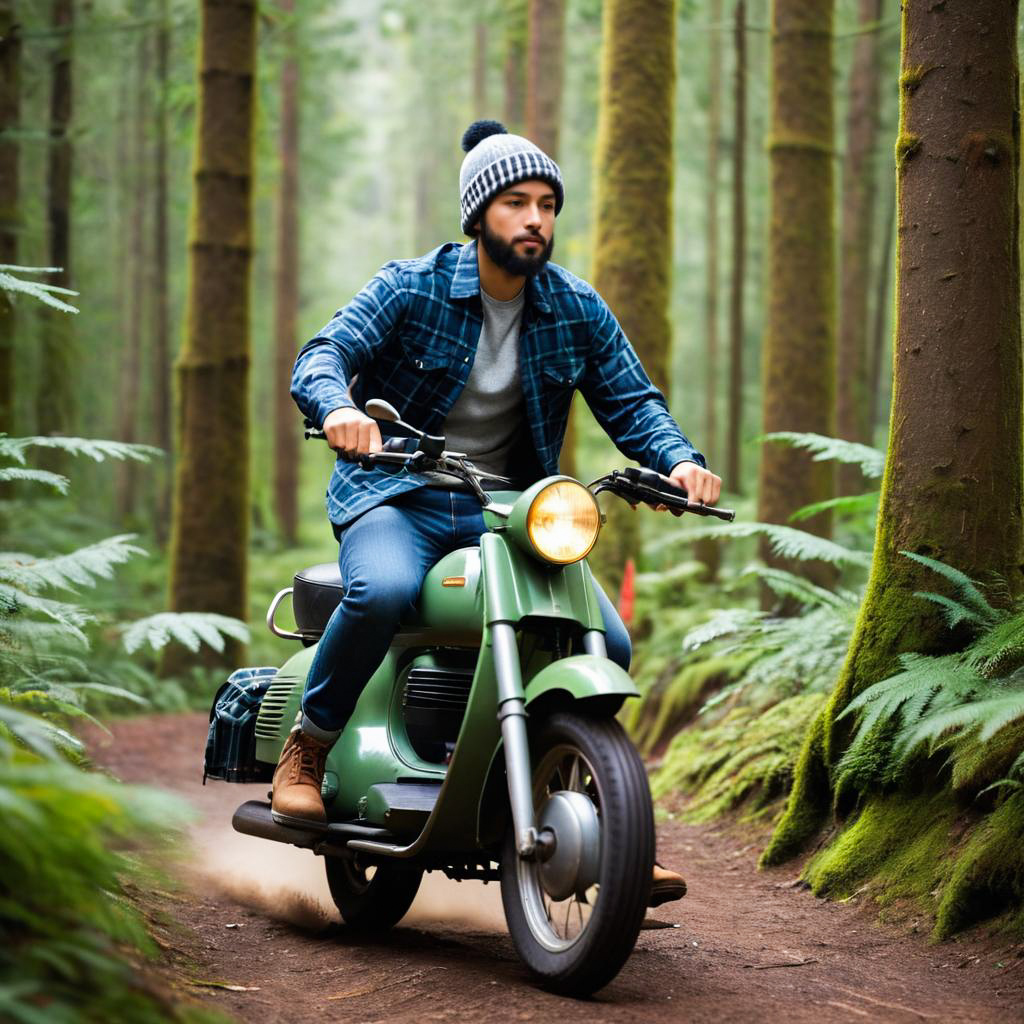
[322,407,383,459]
[638,461,721,516]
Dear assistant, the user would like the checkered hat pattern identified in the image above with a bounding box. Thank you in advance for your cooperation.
[458,120,564,234]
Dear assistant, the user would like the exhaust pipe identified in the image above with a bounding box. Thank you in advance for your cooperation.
[231,800,395,852]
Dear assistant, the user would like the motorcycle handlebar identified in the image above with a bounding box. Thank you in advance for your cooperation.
[303,428,735,521]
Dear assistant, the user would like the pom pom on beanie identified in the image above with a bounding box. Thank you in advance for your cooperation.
[461,120,508,153]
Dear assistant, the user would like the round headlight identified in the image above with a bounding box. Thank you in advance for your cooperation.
[526,481,601,564]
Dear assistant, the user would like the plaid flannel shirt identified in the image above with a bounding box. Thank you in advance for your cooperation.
[292,240,706,528]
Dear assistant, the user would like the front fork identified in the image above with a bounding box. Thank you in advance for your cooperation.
[492,621,608,859]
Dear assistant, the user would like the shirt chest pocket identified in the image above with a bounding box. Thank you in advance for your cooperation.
[542,358,585,390]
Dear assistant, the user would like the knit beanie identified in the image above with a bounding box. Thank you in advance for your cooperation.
[458,120,564,235]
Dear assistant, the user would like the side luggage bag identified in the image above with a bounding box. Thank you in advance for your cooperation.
[204,666,279,783]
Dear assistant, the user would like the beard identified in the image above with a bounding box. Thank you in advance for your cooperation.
[479,219,555,277]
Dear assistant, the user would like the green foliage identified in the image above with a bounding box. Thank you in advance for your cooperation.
[0,433,244,1020]
[122,612,251,656]
[652,692,826,822]
[0,264,80,314]
[760,431,886,479]
[836,553,1024,797]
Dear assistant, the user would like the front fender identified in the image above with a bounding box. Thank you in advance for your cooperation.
[524,654,639,713]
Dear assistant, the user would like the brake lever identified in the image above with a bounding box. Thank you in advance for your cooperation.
[590,470,736,522]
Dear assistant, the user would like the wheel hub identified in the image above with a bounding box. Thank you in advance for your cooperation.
[536,790,601,900]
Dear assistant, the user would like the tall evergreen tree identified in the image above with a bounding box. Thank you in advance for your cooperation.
[590,0,675,590]
[765,0,1023,866]
[755,0,836,596]
[836,0,883,495]
[0,0,19,435]
[273,0,300,545]
[503,0,527,133]
[473,17,488,119]
[38,0,74,438]
[704,0,722,469]
[525,0,573,476]
[726,0,746,493]
[152,0,172,539]
[167,0,257,662]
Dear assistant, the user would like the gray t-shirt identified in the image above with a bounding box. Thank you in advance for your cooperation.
[424,287,526,486]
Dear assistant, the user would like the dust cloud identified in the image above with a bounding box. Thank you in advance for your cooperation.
[190,812,507,934]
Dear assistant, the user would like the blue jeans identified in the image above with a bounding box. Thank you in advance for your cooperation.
[301,487,631,737]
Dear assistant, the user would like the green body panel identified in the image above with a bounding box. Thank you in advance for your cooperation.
[523,654,638,705]
[251,503,628,849]
[479,531,605,629]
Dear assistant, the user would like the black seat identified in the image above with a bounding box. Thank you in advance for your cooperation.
[292,563,344,638]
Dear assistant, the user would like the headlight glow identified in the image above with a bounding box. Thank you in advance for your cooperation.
[525,481,601,564]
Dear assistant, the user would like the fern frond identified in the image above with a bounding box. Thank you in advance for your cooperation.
[651,521,872,568]
[965,611,1024,677]
[0,467,69,493]
[760,432,885,479]
[788,491,880,523]
[0,266,79,314]
[0,536,146,594]
[0,587,90,644]
[682,609,764,652]
[0,436,162,466]
[120,612,250,655]
[914,591,989,630]
[900,551,1000,624]
[739,565,857,610]
[0,703,82,759]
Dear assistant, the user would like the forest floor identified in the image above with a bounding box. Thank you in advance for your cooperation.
[88,713,1024,1024]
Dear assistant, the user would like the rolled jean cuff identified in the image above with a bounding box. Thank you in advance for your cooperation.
[300,710,342,744]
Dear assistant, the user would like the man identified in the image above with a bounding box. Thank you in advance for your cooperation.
[277,121,722,907]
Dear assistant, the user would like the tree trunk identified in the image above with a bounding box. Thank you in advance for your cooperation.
[38,0,74,439]
[0,0,19,436]
[152,0,172,543]
[273,0,300,546]
[755,0,836,601]
[524,0,574,478]
[836,0,883,495]
[525,0,565,157]
[116,31,148,525]
[590,0,675,592]
[726,0,746,494]
[764,0,1023,866]
[472,18,488,119]
[166,0,257,666]
[503,0,527,134]
[704,0,722,470]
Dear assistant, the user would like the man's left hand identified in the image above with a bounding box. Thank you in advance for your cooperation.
[663,461,722,512]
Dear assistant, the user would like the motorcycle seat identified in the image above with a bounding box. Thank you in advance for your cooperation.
[292,562,344,638]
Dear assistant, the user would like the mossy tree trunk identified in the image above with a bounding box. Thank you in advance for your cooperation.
[726,0,746,495]
[503,0,527,134]
[38,0,74,439]
[152,0,172,543]
[755,0,836,601]
[695,0,724,581]
[836,0,883,496]
[273,0,299,546]
[524,0,575,478]
[166,0,256,667]
[0,0,19,435]
[589,0,675,592]
[764,0,1023,866]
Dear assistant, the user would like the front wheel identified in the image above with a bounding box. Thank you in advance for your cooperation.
[324,855,423,932]
[500,712,654,996]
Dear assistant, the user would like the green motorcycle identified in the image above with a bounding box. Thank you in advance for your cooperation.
[205,399,733,997]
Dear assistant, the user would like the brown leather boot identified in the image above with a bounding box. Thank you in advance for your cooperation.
[271,727,334,828]
[649,862,687,907]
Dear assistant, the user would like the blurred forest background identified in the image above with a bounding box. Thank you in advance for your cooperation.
[3,0,1024,1019]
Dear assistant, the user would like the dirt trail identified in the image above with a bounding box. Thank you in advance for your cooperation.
[90,713,1024,1023]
